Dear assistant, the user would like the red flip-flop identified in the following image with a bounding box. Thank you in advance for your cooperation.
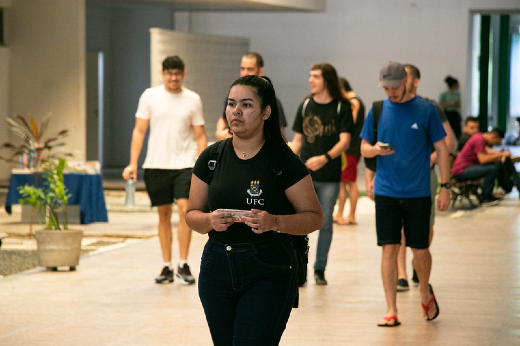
[377,315,401,327]
[421,284,440,321]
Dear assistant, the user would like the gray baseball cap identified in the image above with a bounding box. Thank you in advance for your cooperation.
[378,61,406,88]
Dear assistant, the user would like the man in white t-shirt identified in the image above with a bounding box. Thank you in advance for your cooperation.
[123,56,208,285]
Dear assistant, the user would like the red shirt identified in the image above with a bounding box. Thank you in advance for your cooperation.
[452,133,486,175]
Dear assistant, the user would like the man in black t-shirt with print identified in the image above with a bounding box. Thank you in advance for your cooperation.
[290,62,353,285]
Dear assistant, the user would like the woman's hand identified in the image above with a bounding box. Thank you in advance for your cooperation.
[210,210,235,232]
[244,209,277,234]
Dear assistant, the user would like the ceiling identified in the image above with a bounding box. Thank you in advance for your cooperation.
[87,0,326,12]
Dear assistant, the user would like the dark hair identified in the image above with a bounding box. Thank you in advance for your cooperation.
[490,127,505,139]
[444,75,458,88]
[403,64,421,79]
[243,52,264,68]
[340,77,352,92]
[310,63,345,101]
[464,117,479,125]
[229,75,287,149]
[162,56,185,71]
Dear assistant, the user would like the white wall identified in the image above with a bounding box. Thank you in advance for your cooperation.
[189,0,520,139]
[7,0,86,160]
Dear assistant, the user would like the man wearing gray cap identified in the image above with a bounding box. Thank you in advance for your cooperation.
[360,61,450,327]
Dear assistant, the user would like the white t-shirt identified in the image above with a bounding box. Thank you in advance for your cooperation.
[136,85,205,169]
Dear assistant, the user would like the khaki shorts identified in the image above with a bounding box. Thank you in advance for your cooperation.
[430,169,438,226]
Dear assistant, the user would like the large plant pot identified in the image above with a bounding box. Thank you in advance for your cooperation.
[22,205,81,224]
[34,229,84,271]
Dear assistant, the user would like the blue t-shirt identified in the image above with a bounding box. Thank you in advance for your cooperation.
[360,97,446,198]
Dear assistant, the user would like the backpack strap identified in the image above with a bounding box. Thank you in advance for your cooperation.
[301,98,311,118]
[268,141,284,186]
[303,97,342,116]
[363,100,384,172]
[372,100,383,144]
[207,138,230,183]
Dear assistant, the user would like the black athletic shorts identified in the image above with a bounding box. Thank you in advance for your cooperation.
[374,195,431,249]
[143,168,192,207]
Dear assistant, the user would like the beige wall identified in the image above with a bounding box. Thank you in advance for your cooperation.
[7,0,86,161]
[0,47,9,181]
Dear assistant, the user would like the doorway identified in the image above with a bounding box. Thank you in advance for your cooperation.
[86,51,104,165]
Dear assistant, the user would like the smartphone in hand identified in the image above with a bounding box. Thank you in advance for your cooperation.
[380,143,393,150]
[217,209,253,223]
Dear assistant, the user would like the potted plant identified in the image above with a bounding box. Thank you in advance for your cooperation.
[0,114,81,272]
[17,158,84,271]
[0,113,73,230]
[0,113,69,169]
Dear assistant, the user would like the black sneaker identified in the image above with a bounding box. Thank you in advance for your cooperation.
[480,197,501,207]
[176,263,196,285]
[397,278,409,292]
[411,259,419,286]
[411,268,419,286]
[155,266,174,284]
[314,270,327,285]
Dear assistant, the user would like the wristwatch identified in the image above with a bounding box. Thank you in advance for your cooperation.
[440,182,451,189]
[324,152,332,162]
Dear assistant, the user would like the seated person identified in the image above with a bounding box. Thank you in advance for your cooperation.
[457,117,479,151]
[452,128,509,204]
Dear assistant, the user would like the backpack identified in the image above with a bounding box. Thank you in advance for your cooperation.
[497,157,514,193]
[206,138,310,290]
[363,100,384,172]
[301,98,342,117]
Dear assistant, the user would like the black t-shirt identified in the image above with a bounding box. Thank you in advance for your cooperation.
[292,98,353,182]
[192,139,309,244]
[345,96,365,156]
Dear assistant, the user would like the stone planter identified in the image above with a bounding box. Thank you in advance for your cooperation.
[34,229,84,271]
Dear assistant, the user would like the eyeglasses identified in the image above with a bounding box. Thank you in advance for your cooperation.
[163,70,183,78]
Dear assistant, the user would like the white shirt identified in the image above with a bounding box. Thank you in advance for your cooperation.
[136,85,205,169]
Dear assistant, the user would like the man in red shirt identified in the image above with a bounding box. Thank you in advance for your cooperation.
[452,128,508,205]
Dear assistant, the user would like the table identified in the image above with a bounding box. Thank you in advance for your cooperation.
[4,173,108,225]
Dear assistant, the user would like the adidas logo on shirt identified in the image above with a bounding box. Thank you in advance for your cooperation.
[411,123,418,129]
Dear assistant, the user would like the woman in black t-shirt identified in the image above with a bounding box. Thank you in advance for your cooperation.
[186,75,322,346]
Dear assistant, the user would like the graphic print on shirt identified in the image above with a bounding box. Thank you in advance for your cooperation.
[302,113,337,144]
[247,180,264,206]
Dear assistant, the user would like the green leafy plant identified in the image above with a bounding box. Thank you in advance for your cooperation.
[0,113,70,170]
[18,158,71,230]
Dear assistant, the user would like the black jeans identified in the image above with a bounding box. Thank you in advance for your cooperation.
[198,236,298,346]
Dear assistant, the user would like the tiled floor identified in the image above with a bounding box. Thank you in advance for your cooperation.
[1,186,519,345]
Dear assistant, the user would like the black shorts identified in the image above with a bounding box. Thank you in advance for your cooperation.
[374,195,431,249]
[143,168,192,207]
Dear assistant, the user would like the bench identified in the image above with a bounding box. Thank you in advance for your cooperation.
[449,153,482,209]
[450,179,482,209]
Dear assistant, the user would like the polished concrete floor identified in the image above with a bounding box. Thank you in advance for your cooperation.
[1,190,520,345]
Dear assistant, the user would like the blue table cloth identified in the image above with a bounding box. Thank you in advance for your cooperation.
[5,173,108,225]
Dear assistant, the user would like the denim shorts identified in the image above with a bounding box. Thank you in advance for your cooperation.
[198,236,298,346]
